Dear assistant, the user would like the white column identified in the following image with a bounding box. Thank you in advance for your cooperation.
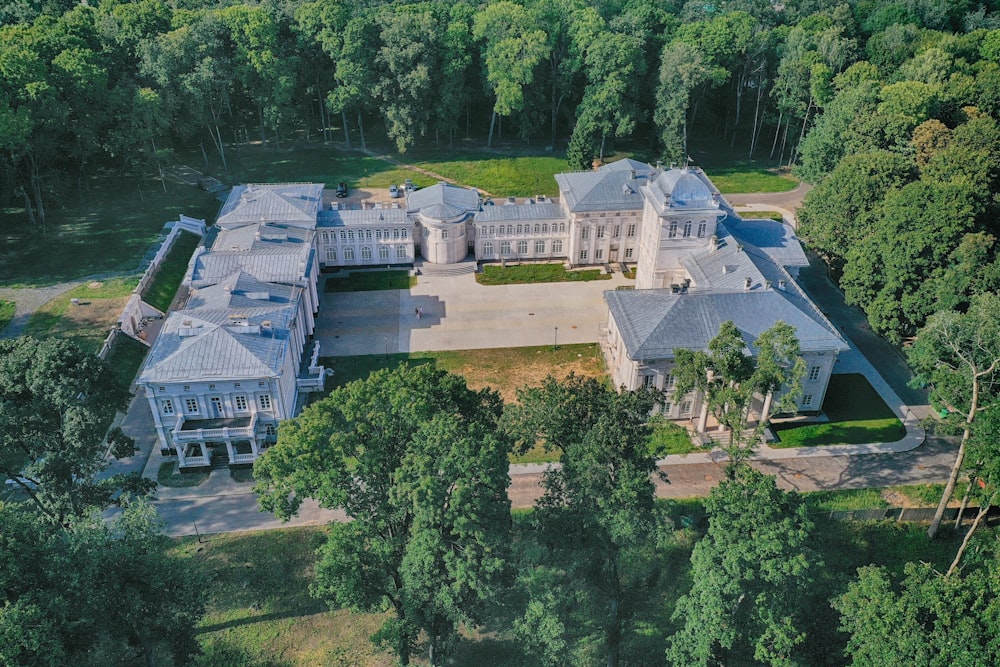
[224,439,235,464]
[697,395,709,434]
[198,442,208,461]
[760,391,774,424]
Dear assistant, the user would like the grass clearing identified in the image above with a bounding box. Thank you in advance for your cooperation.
[324,270,415,292]
[25,276,140,353]
[323,343,606,405]
[157,461,209,488]
[0,299,14,332]
[771,374,905,447]
[738,210,785,221]
[476,263,611,285]
[648,417,699,457]
[143,230,203,312]
[0,176,217,287]
[706,165,799,193]
[410,151,568,197]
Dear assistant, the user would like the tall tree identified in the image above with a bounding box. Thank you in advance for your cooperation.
[472,0,549,148]
[505,375,667,667]
[671,321,806,473]
[0,337,144,525]
[254,364,511,666]
[666,467,818,666]
[907,293,1000,539]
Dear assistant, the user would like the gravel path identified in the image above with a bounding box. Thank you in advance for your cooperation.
[0,281,85,338]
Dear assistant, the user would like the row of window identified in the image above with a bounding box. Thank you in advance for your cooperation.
[161,394,272,416]
[325,246,409,262]
[580,224,638,240]
[481,240,564,256]
[579,247,634,261]
[581,211,638,218]
[667,221,708,239]
[479,223,567,237]
[321,228,409,243]
[645,369,822,390]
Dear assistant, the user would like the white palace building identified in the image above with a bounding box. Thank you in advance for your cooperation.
[137,160,846,470]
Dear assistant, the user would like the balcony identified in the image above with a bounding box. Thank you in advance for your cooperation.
[231,452,256,464]
[172,412,258,443]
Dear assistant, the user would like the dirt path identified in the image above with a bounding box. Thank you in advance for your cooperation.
[0,281,84,338]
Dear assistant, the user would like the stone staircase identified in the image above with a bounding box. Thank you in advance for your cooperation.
[414,258,478,277]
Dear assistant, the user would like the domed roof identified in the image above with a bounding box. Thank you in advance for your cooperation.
[653,169,715,208]
[408,182,479,223]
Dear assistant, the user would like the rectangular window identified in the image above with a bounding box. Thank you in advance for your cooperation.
[683,221,692,237]
[210,396,223,414]
[662,402,672,414]
[596,249,604,260]
[624,247,633,259]
[500,241,511,255]
[627,224,636,237]
[340,231,347,241]
[348,230,355,241]
[161,399,174,415]
[668,223,678,238]
[517,240,528,254]
[665,374,676,389]
[579,250,588,261]
[642,375,655,388]
[376,229,383,239]
[552,240,563,253]
[680,400,692,415]
[265,423,277,438]
[613,225,620,238]
[365,229,372,239]
[184,398,199,414]
[697,222,707,237]
[361,246,372,260]
[234,395,248,411]
[581,227,590,239]
[597,226,605,239]
[393,228,400,239]
[442,230,449,239]
[379,246,390,260]
[809,366,821,382]
[258,394,272,411]
[802,394,814,406]
[401,229,408,239]
[326,248,336,262]
[535,240,545,253]
[483,242,494,256]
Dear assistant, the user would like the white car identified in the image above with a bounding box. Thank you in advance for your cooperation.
[389,184,401,198]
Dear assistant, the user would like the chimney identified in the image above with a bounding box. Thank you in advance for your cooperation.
[778,279,787,290]
[736,243,744,253]
[744,277,752,291]
[655,160,663,170]
[765,279,773,290]
[629,169,636,181]
[710,234,718,251]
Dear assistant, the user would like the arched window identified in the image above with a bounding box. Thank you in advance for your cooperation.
[344,247,355,260]
[534,224,540,233]
[517,240,528,254]
[365,229,372,239]
[500,241,511,255]
[361,246,372,260]
[541,224,548,233]
[396,245,407,258]
[683,221,692,237]
[326,248,336,262]
[516,224,523,235]
[697,221,707,237]
[376,229,382,239]
[483,242,494,256]
[378,245,389,260]
[340,230,347,241]
[535,240,545,254]
[668,223,678,238]
[348,230,355,241]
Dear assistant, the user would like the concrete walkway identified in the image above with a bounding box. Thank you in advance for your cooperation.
[0,281,83,337]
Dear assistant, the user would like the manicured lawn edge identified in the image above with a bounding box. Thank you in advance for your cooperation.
[0,299,14,333]
[142,230,203,312]
[476,263,611,285]
[157,461,209,488]
[324,270,416,292]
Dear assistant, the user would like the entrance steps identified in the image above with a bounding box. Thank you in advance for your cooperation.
[414,258,478,277]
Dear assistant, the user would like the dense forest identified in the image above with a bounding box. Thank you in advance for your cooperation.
[4,0,1000,340]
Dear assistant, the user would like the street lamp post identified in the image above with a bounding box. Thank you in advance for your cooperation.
[553,326,558,350]
[384,336,388,359]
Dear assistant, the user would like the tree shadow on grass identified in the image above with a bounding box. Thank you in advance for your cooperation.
[196,638,292,667]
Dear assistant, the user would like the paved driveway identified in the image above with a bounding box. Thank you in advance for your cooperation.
[316,271,634,356]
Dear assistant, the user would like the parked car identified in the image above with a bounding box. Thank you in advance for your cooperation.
[389,184,401,198]
[404,178,416,192]
[336,182,348,198]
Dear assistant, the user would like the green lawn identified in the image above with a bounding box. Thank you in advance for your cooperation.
[410,151,568,197]
[163,510,974,666]
[26,276,140,353]
[104,334,148,389]
[0,299,14,333]
[738,210,785,221]
[771,374,905,447]
[0,177,217,287]
[157,461,209,488]
[143,230,203,312]
[706,164,799,193]
[476,263,611,285]
[648,417,698,457]
[324,270,415,292]
[323,343,607,406]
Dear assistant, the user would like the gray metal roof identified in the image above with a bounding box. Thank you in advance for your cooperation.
[555,170,648,212]
[604,288,848,362]
[317,208,409,227]
[729,217,809,268]
[216,183,323,230]
[406,182,479,219]
[185,271,296,310]
[643,168,722,213]
[189,247,312,286]
[474,202,567,223]
[138,301,298,383]
[598,158,655,174]
[213,222,313,253]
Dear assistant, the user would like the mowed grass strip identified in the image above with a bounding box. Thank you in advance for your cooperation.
[324,270,415,292]
[771,374,905,447]
[738,210,785,221]
[707,165,799,193]
[411,152,567,197]
[0,299,14,332]
[476,263,611,285]
[104,334,148,389]
[143,230,203,312]
[26,276,140,353]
